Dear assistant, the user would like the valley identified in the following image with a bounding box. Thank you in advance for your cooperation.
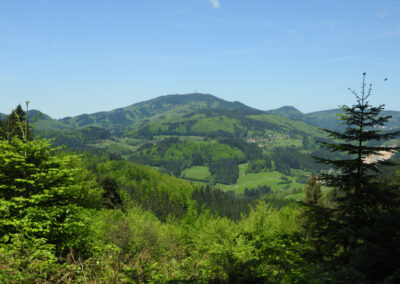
[2,92,400,282]
[22,93,400,201]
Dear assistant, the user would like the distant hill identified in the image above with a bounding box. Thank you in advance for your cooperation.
[28,93,323,140]
[47,93,263,133]
[27,93,281,152]
[3,94,398,185]
[16,94,328,167]
[126,108,325,140]
[0,93,396,144]
[266,106,304,121]
[2,93,397,156]
[267,107,400,131]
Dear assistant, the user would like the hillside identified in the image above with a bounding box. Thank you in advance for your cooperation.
[29,93,327,153]
[14,94,400,139]
[34,93,262,134]
[266,106,304,121]
[267,106,400,131]
[4,94,397,188]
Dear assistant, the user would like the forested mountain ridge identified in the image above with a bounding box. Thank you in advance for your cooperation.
[3,94,397,182]
[7,93,329,155]
[126,108,326,140]
[23,93,328,141]
[32,93,262,133]
[268,106,400,131]
[3,94,400,135]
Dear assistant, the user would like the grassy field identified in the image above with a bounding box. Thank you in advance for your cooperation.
[181,166,211,181]
[216,170,306,194]
[180,163,308,194]
[284,192,306,201]
[239,163,248,175]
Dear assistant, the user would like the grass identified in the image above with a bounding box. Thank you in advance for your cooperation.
[179,163,308,194]
[285,192,306,201]
[181,166,211,181]
[216,170,306,194]
[239,163,248,176]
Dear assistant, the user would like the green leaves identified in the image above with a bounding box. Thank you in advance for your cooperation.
[0,137,101,261]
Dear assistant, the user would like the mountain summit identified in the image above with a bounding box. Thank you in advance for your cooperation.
[266,106,304,121]
[34,93,263,132]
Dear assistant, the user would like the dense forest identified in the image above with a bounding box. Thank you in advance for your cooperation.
[1,79,400,283]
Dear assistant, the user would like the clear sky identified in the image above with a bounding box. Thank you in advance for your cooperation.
[1,0,399,118]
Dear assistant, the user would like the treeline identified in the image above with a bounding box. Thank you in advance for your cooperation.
[273,146,328,175]
[37,126,111,148]
[86,156,195,221]
[192,186,250,220]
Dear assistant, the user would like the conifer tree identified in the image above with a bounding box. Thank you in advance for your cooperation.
[311,73,400,281]
[0,104,32,141]
[100,175,122,209]
[304,173,322,205]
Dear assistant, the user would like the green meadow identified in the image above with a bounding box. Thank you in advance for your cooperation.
[216,170,306,193]
[181,165,211,181]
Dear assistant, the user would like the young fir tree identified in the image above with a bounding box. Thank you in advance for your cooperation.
[304,173,322,206]
[100,175,122,209]
[311,73,400,281]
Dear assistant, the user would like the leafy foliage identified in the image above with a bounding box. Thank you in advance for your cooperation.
[91,158,196,220]
[0,138,104,282]
[192,186,250,220]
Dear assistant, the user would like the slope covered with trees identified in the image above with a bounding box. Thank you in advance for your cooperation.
[268,105,400,132]
[1,78,400,282]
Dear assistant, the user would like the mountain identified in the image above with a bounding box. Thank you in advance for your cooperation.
[266,106,304,121]
[28,109,75,131]
[41,93,262,134]
[267,107,400,131]
[22,94,330,171]
[30,93,324,141]
[4,94,398,186]
[126,107,326,140]
[1,93,397,146]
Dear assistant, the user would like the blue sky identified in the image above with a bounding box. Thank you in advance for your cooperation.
[1,0,399,118]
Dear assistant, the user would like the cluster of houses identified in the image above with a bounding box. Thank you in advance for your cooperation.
[246,134,286,148]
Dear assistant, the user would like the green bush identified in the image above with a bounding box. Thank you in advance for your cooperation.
[0,137,103,281]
